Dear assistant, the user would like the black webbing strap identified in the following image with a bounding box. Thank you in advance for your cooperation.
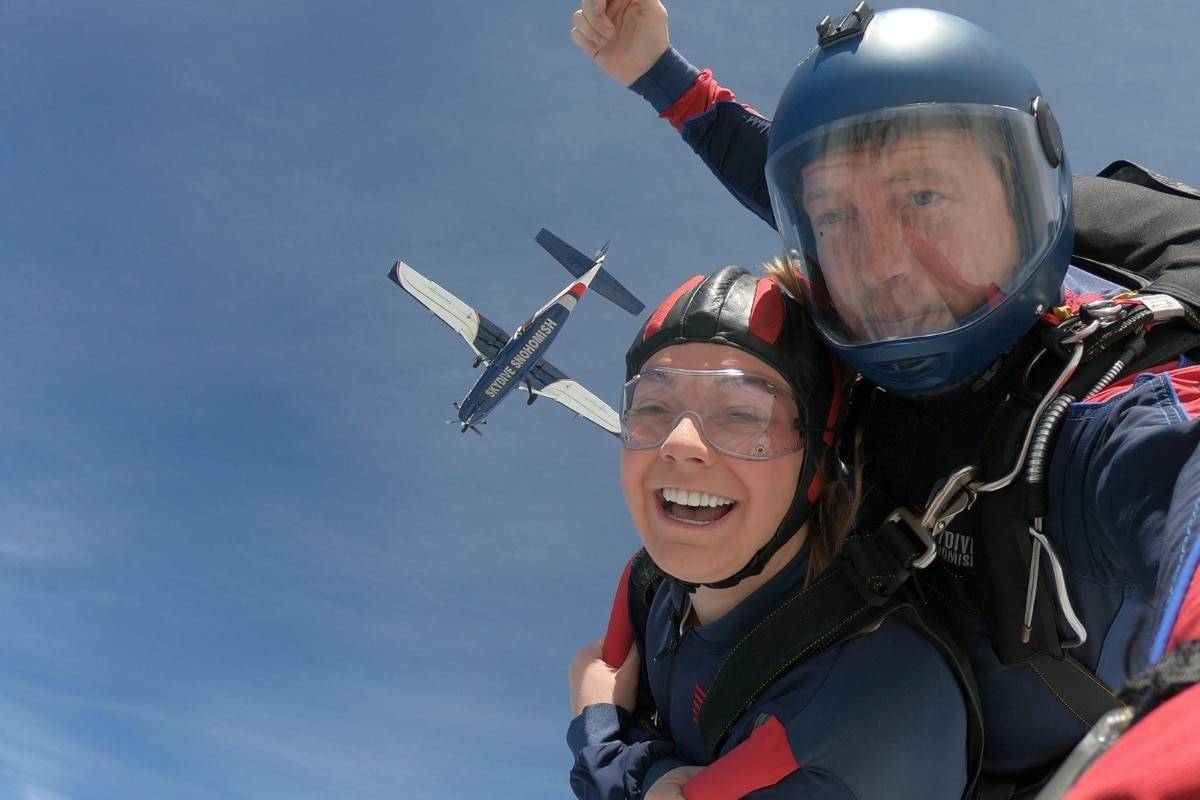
[696,524,922,755]
[1028,652,1122,728]
[972,391,1064,664]
[1119,639,1200,722]
[626,549,669,739]
[691,525,985,798]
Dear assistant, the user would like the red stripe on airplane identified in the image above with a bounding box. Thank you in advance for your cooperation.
[682,716,799,799]
[645,275,705,340]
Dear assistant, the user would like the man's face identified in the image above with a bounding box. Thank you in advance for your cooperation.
[800,129,1020,341]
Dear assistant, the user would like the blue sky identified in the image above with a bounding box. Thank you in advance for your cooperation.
[2,1,1199,798]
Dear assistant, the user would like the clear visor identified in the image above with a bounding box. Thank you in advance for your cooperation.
[620,368,804,460]
[766,104,1069,345]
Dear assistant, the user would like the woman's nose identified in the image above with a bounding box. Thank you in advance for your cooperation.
[659,415,716,466]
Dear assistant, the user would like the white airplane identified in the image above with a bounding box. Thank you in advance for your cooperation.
[388,230,643,435]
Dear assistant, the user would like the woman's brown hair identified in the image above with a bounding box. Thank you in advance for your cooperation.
[764,258,864,584]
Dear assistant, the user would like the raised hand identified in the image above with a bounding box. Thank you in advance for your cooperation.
[570,0,670,86]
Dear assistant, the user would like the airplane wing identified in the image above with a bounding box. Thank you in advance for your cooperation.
[388,261,509,362]
[534,228,645,315]
[525,359,621,436]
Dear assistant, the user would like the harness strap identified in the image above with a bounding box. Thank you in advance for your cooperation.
[972,392,1064,663]
[622,548,669,739]
[693,526,986,798]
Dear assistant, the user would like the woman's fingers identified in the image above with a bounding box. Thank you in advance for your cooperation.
[571,9,605,53]
[581,0,616,37]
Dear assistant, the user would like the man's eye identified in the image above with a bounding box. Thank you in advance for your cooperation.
[910,190,941,207]
[815,210,847,226]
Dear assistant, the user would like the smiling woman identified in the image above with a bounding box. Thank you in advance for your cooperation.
[566,267,975,800]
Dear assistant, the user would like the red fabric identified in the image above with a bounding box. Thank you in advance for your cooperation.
[691,683,707,725]
[683,716,800,800]
[601,556,635,668]
[644,275,704,340]
[1167,366,1200,421]
[1167,568,1200,652]
[1083,361,1186,405]
[1063,683,1200,800]
[748,279,785,344]
[660,69,745,132]
[806,357,843,504]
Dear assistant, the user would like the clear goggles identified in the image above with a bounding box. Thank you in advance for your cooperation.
[620,368,804,460]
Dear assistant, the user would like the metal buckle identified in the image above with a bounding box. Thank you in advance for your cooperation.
[922,465,978,538]
[884,465,978,571]
[885,507,937,570]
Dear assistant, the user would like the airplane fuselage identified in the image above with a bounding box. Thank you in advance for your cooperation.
[456,280,586,428]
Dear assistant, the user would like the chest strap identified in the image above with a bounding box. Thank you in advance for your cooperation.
[691,524,986,798]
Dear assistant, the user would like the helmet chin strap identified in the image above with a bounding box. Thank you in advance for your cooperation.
[673,446,824,592]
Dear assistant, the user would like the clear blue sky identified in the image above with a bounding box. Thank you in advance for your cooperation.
[2,1,1198,798]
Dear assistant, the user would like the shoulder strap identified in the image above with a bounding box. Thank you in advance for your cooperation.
[604,549,670,738]
[695,524,986,799]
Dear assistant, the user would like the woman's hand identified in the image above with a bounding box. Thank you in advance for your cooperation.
[645,765,705,800]
[569,637,641,716]
[569,0,670,86]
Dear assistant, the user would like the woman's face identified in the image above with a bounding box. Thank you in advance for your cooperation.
[620,343,806,585]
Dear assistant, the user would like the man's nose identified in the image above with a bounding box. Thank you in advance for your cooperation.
[659,415,716,466]
[856,216,922,285]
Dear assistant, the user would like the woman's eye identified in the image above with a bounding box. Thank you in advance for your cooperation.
[630,403,670,417]
[722,409,768,425]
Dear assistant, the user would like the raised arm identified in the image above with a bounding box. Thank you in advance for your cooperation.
[568,638,692,798]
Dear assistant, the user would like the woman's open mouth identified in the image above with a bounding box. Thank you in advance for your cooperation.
[657,487,737,525]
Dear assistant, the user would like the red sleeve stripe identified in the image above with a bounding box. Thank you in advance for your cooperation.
[601,555,636,668]
[660,69,751,133]
[682,716,800,800]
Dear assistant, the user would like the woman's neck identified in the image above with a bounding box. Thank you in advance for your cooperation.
[689,527,807,626]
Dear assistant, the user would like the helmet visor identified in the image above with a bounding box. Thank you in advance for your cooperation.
[620,368,804,460]
[766,103,1069,346]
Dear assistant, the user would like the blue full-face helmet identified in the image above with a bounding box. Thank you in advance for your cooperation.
[765,6,1073,394]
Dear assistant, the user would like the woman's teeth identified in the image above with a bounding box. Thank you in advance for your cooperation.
[661,487,735,508]
[660,488,736,525]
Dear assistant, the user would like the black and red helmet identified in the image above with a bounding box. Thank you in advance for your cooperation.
[626,266,842,589]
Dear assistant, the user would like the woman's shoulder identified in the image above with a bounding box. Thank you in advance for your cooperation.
[745,615,969,799]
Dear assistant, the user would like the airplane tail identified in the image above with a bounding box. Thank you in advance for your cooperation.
[534,228,645,315]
